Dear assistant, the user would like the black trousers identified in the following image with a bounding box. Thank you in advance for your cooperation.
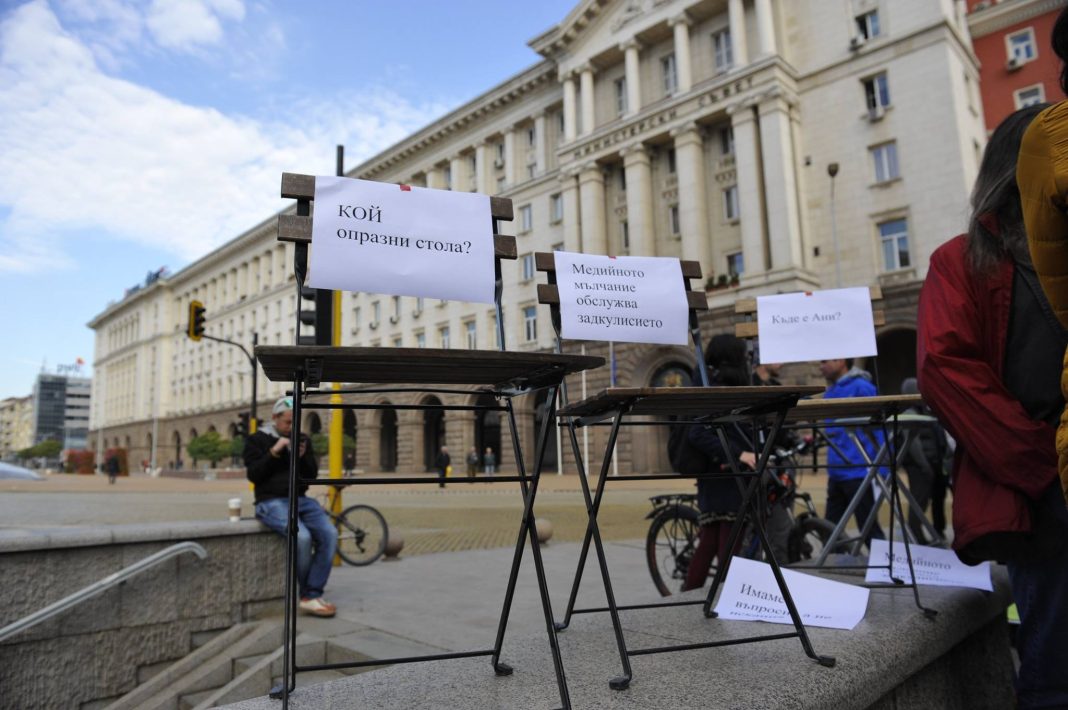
[825,477,884,545]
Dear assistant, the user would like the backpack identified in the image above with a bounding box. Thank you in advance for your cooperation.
[667,420,711,474]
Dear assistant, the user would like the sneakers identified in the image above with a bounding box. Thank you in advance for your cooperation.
[298,597,336,617]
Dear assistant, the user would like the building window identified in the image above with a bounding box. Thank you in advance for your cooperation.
[723,185,740,221]
[391,295,401,323]
[550,193,563,223]
[871,142,899,183]
[1015,84,1045,109]
[465,320,477,349]
[551,241,564,253]
[439,326,451,349]
[521,253,536,281]
[527,126,536,147]
[527,163,536,179]
[712,29,733,72]
[352,306,361,331]
[621,220,630,250]
[618,168,627,191]
[495,142,505,165]
[519,204,533,232]
[523,306,538,342]
[443,165,452,190]
[669,205,680,236]
[557,111,565,143]
[414,297,424,316]
[490,314,500,348]
[497,176,506,192]
[661,53,677,96]
[371,301,381,326]
[720,126,734,156]
[393,337,403,348]
[666,148,676,174]
[855,10,880,40]
[727,251,744,278]
[416,331,426,348]
[1007,28,1037,63]
[879,218,911,271]
[615,77,628,116]
[863,73,891,112]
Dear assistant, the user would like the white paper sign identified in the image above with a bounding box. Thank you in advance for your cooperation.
[756,287,877,364]
[865,539,993,592]
[554,252,689,345]
[713,557,870,630]
[307,176,495,304]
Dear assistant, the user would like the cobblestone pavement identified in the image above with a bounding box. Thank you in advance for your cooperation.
[0,470,841,557]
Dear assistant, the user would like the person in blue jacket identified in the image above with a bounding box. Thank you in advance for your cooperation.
[819,358,885,545]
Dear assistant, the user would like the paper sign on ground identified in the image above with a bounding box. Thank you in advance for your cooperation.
[713,556,869,630]
[307,176,495,304]
[554,252,689,345]
[865,539,993,591]
[756,287,877,364]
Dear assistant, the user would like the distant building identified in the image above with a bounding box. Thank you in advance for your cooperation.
[967,0,1065,131]
[32,374,91,451]
[89,0,984,475]
[0,396,34,460]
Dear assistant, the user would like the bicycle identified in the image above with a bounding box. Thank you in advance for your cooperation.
[644,439,839,597]
[320,488,390,566]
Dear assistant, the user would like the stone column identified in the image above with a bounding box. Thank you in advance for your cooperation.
[758,94,804,272]
[534,113,547,175]
[729,0,749,68]
[621,39,642,116]
[475,142,491,194]
[578,163,607,255]
[729,102,767,277]
[579,64,596,137]
[504,128,517,187]
[562,72,577,142]
[755,0,777,57]
[672,124,712,273]
[449,155,465,191]
[426,165,445,190]
[669,13,693,94]
[561,169,581,253]
[622,144,656,257]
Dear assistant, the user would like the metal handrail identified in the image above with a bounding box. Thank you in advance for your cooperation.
[0,541,208,643]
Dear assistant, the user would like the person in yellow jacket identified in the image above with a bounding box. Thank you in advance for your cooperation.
[1018,7,1068,505]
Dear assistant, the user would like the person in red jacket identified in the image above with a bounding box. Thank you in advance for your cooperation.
[917,105,1067,709]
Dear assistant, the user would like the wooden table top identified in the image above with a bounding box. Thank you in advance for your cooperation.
[557,389,924,425]
[556,385,825,420]
[256,346,604,389]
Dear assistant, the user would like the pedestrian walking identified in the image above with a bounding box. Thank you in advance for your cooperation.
[435,445,450,488]
[466,447,479,478]
[483,447,496,476]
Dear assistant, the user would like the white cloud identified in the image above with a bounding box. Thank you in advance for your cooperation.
[145,0,244,51]
[0,1,453,273]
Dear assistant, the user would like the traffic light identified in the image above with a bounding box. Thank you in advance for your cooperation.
[237,412,250,438]
[298,286,333,346]
[188,300,206,341]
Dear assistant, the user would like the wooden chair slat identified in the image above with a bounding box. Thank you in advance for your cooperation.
[277,214,517,259]
[281,172,513,220]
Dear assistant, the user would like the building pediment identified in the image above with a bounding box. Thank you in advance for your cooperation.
[530,0,683,71]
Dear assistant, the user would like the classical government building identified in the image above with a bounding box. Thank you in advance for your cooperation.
[89,0,984,475]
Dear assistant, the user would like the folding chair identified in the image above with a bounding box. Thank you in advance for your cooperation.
[536,251,834,691]
[261,174,604,709]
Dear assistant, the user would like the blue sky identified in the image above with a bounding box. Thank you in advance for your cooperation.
[0,0,576,399]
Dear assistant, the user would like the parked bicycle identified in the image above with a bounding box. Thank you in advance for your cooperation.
[320,488,389,566]
[644,439,838,596]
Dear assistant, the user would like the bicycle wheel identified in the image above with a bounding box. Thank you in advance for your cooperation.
[787,514,838,563]
[335,504,389,566]
[645,505,700,597]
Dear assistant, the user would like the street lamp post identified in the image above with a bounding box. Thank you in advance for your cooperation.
[828,162,842,288]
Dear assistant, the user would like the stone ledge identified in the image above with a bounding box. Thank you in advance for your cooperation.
[0,519,271,553]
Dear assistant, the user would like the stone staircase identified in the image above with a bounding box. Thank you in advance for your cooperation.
[99,616,445,710]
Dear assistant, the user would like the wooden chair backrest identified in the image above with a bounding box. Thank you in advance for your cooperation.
[277,172,518,260]
[535,252,710,384]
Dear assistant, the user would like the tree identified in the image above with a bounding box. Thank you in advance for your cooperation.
[187,431,231,467]
[17,439,62,461]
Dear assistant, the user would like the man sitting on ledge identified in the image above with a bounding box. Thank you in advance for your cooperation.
[244,396,338,618]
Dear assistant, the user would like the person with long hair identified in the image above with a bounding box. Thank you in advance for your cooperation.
[918,104,1067,709]
[680,334,757,591]
[1019,7,1068,506]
